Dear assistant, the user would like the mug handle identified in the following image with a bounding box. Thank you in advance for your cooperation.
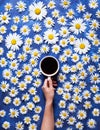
[47,76,51,80]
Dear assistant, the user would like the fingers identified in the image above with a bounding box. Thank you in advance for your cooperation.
[48,77,53,88]
[42,79,48,89]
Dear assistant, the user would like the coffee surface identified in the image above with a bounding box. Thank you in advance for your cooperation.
[41,57,58,75]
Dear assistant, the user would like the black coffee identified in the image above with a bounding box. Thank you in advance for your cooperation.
[41,57,58,75]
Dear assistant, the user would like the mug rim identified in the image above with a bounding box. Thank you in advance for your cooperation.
[39,55,59,77]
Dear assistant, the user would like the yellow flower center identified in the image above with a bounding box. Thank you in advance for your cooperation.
[36,37,40,41]
[48,34,54,40]
[75,23,81,29]
[35,8,41,15]
[48,20,51,25]
[60,18,65,23]
[11,39,17,45]
[90,33,94,37]
[79,43,85,49]
[63,30,67,34]
[63,1,68,5]
[2,84,6,89]
[2,16,7,20]
[6,72,10,76]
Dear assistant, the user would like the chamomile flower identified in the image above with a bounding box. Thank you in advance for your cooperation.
[77,110,87,120]
[24,75,32,84]
[29,2,47,20]
[32,23,41,32]
[60,39,68,47]
[1,80,9,92]
[63,92,71,101]
[68,103,76,113]
[20,25,30,35]
[25,37,32,45]
[47,1,56,9]
[61,0,70,9]
[74,38,90,54]
[83,90,91,99]
[16,70,23,78]
[89,0,98,9]
[55,119,63,128]
[2,121,10,129]
[63,82,72,92]
[9,87,18,97]
[23,45,31,53]
[58,73,66,82]
[44,17,54,28]
[60,110,69,120]
[70,74,78,84]
[5,33,23,51]
[59,100,66,108]
[79,81,86,89]
[34,34,43,44]
[33,95,40,103]
[40,44,50,53]
[0,35,3,43]
[22,15,29,23]
[92,108,100,116]
[76,3,86,13]
[52,44,60,54]
[13,97,21,106]
[64,49,72,57]
[87,119,96,128]
[44,29,59,44]
[59,55,67,63]
[34,106,42,113]
[18,53,27,61]
[73,87,81,94]
[29,123,37,130]
[57,16,66,25]
[9,108,19,118]
[15,122,24,130]
[33,78,42,87]
[3,96,11,105]
[23,64,32,74]
[0,12,11,24]
[11,25,17,32]
[0,47,4,55]
[68,35,76,45]
[86,30,97,40]
[67,116,76,125]
[82,55,90,64]
[32,68,40,77]
[87,65,96,73]
[56,87,63,95]
[76,62,83,70]
[90,85,99,93]
[96,10,100,18]
[59,27,69,37]
[20,105,27,114]
[76,122,84,130]
[22,93,30,101]
[90,19,99,30]
[0,57,7,67]
[70,18,86,34]
[83,101,92,109]
[61,64,70,74]
[71,53,79,62]
[2,69,12,79]
[92,38,100,46]
[31,49,40,59]
[16,1,26,12]
[5,3,12,11]
[52,9,59,18]
[10,77,18,85]
[90,73,100,84]
[91,54,99,62]
[10,60,18,70]
[93,94,100,104]
[13,16,20,23]
[66,9,74,19]
[70,65,77,73]
[0,110,6,117]
[27,102,35,110]
[33,114,40,121]
[72,94,82,104]
[24,117,31,124]
[0,25,7,34]
[28,87,37,95]
[79,70,87,79]
[83,12,92,21]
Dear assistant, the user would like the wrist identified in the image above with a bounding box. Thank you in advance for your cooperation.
[45,100,53,106]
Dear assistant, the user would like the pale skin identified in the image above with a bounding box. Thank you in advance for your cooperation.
[41,77,57,130]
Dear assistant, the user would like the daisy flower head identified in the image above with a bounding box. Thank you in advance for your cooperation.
[33,95,40,103]
[60,110,69,120]
[92,108,100,116]
[70,65,77,73]
[79,69,87,79]
[40,44,50,53]
[76,3,86,13]
[82,54,90,64]
[57,16,66,25]
[76,122,84,130]
[27,102,35,110]
[90,85,99,93]
[0,47,4,55]
[16,1,26,12]
[63,82,72,92]
[93,94,100,104]
[20,105,28,115]
[10,77,18,85]
[68,103,76,113]
[90,73,100,84]
[23,45,31,53]
[32,68,40,77]
[0,81,9,92]
[15,121,24,130]
[2,69,12,80]
[0,110,6,117]
[52,44,60,54]
[32,23,41,32]
[83,12,92,21]
[22,93,30,101]
[13,16,20,23]
[29,2,47,20]
[25,37,32,45]
[70,18,86,34]
[89,0,98,9]
[13,97,21,106]
[34,34,43,44]
[68,35,76,45]
[72,94,82,104]
[34,106,42,113]
[90,19,99,30]
[64,49,72,57]
[24,116,31,124]
[29,58,37,67]
[0,35,3,43]
[3,96,11,105]
[60,39,68,47]
[96,10,100,18]
[87,65,96,73]
[77,110,87,120]
[33,114,40,122]
[2,121,10,129]
[24,75,32,84]
[0,12,11,24]
[44,29,59,44]
[76,62,83,70]
[20,25,30,36]
[55,119,63,128]
[23,64,32,74]
[11,25,17,32]
[52,9,59,18]
[59,100,66,108]
[5,3,12,11]
[0,57,7,67]
[44,17,54,28]
[83,101,92,109]
[47,1,56,9]
[29,123,37,130]
[0,25,7,34]
[60,0,70,9]
[10,60,18,70]
[33,78,42,88]
[61,64,70,74]
[87,119,96,128]
[74,38,91,54]
[86,30,97,40]
[71,53,79,62]
[66,9,74,19]
[58,73,66,82]
[59,27,69,37]
[56,87,63,95]
[91,54,99,62]
[59,55,67,63]
[62,92,71,101]
[67,116,76,125]
[9,108,19,118]
[31,49,40,59]
[9,87,18,97]
[5,33,23,51]
[70,74,78,84]
[22,15,29,23]
[92,38,100,46]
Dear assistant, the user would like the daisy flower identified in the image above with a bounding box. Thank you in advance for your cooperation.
[13,16,20,23]
[86,30,97,40]
[44,17,54,28]
[60,0,70,9]
[58,73,66,82]
[34,106,42,113]
[22,15,29,23]
[22,93,30,101]
[2,69,12,80]
[33,95,40,103]
[90,85,99,93]
[47,1,56,9]
[61,64,70,74]
[18,53,27,62]
[70,74,78,84]
[2,121,10,129]
[91,54,99,62]
[59,100,66,108]
[0,12,11,24]
[20,105,27,114]
[0,35,3,43]
[82,55,90,64]
[68,35,76,45]
[67,116,76,125]
[59,55,67,63]
[29,2,47,20]
[34,34,43,44]
[68,103,76,113]
[59,27,69,37]
[76,3,86,13]
[0,25,7,34]
[89,0,98,9]
[33,78,42,88]
[83,90,91,99]
[60,110,69,120]
[52,45,60,54]
[9,108,19,118]
[40,44,50,53]
[3,96,11,105]
[70,65,77,73]
[23,45,31,53]
[96,10,100,18]
[29,58,37,67]
[62,92,71,101]
[63,82,72,92]
[70,18,86,34]
[0,81,9,92]
[90,19,99,29]
[5,33,23,51]
[29,123,37,130]
[25,37,32,45]
[27,102,35,111]
[79,70,87,79]
[44,29,59,44]
[0,58,7,67]
[79,81,86,89]
[93,94,100,104]
[76,62,83,70]
[0,110,6,117]
[0,47,4,55]
[83,101,92,109]
[20,25,30,35]
[87,119,96,128]
[13,97,21,106]
[87,65,96,73]
[92,108,100,116]
[33,114,40,122]
[64,49,72,57]
[74,38,91,54]
[56,87,63,95]
[73,87,81,94]
[66,9,74,19]
[10,77,18,85]
[15,122,24,130]
[55,119,63,128]
[10,60,18,70]
[16,1,26,12]
[5,3,12,11]
[32,68,40,77]
[24,75,32,84]
[23,64,32,74]
[77,110,87,120]
[83,12,92,21]
[76,122,84,130]
[9,87,18,97]
[60,39,68,47]
[71,53,79,62]
[90,73,100,84]
[32,23,41,32]
[72,94,82,104]
[24,117,31,124]
[31,49,40,59]
[52,9,59,18]
[92,38,100,46]
[11,25,17,32]
[57,16,66,25]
